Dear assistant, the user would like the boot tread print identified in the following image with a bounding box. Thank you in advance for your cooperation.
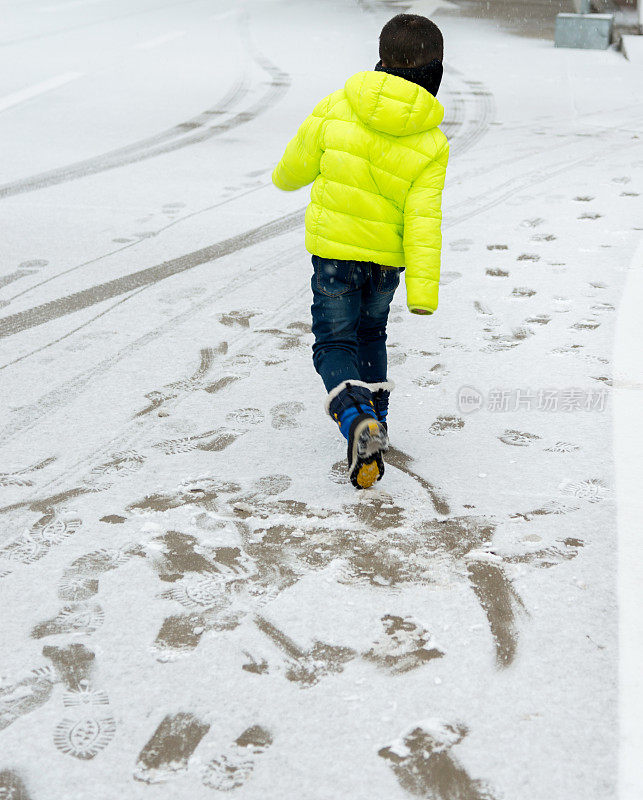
[347,414,389,489]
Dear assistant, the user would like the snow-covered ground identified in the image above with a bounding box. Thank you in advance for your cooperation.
[1,1,642,798]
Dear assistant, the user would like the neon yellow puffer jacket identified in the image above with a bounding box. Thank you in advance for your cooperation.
[273,70,449,313]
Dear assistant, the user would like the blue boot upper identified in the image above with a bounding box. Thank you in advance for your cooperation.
[372,388,390,428]
[328,383,378,441]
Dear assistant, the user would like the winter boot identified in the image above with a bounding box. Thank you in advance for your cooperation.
[326,381,389,489]
[369,381,394,432]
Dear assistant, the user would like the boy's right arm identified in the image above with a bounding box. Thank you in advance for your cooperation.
[403,140,450,315]
[272,95,333,191]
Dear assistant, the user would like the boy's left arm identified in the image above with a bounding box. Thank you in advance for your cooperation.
[272,95,331,191]
[403,139,450,315]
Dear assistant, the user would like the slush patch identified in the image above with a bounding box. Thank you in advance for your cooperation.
[363,615,444,673]
[466,558,527,668]
[255,616,356,688]
[43,643,95,690]
[0,770,32,799]
[134,712,211,784]
[379,719,498,799]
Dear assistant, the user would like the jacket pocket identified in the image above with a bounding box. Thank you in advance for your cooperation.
[314,257,357,298]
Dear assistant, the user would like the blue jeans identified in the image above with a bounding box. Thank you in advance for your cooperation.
[310,255,403,392]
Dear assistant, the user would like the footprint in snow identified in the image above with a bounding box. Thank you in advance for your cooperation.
[429,415,464,436]
[0,770,32,798]
[252,474,292,496]
[449,238,473,252]
[202,725,273,791]
[439,271,462,285]
[520,217,544,228]
[414,364,448,388]
[379,720,498,799]
[524,314,551,325]
[571,319,600,330]
[217,310,259,328]
[49,644,116,761]
[559,478,608,504]
[545,441,580,453]
[134,712,210,784]
[31,604,105,639]
[270,401,305,429]
[363,614,444,674]
[226,408,265,426]
[498,430,541,447]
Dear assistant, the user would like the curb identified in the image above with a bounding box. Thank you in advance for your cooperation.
[615,236,643,800]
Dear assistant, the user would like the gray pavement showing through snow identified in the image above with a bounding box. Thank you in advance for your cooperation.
[1,0,642,798]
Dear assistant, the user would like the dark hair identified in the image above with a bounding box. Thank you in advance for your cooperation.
[379,14,443,68]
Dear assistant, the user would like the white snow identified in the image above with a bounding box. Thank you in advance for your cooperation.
[0,0,642,798]
[615,238,643,800]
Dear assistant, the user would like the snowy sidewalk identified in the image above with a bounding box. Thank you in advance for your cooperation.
[1,1,643,798]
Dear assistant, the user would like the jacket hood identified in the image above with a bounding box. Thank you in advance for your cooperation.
[344,70,444,137]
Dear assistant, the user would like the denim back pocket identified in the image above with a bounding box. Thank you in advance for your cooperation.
[377,266,403,294]
[314,256,357,298]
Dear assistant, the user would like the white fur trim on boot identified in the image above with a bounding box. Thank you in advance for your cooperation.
[324,379,373,416]
[365,380,395,393]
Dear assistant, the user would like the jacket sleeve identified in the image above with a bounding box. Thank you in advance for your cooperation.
[272,96,330,191]
[402,141,449,314]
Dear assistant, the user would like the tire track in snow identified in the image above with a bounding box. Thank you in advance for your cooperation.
[0,67,491,338]
[5,56,637,471]
[440,70,465,143]
[0,272,309,507]
[0,83,253,198]
[441,65,495,157]
[447,132,643,229]
[0,32,487,338]
[0,18,289,199]
[3,181,271,310]
[0,210,304,339]
[0,241,303,446]
[0,287,149,372]
[5,122,641,341]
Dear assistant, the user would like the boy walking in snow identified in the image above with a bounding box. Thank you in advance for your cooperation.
[272,14,449,489]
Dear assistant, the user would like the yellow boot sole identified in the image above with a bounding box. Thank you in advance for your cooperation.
[348,416,388,489]
[356,460,381,489]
